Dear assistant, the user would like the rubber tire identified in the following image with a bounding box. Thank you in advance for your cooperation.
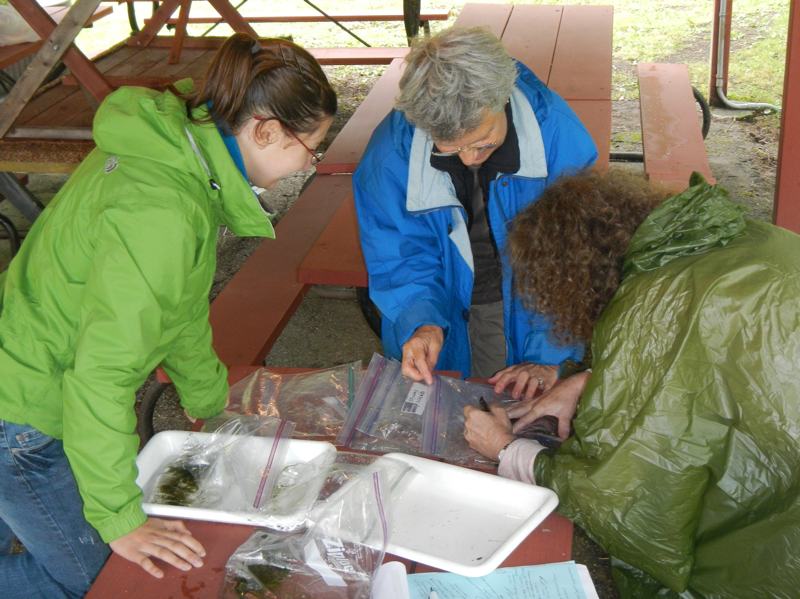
[0,213,20,259]
[137,382,169,448]
[356,287,382,339]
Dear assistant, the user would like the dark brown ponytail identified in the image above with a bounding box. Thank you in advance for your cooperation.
[187,33,337,134]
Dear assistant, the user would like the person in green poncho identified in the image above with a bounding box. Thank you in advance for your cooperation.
[0,33,336,597]
[464,170,800,598]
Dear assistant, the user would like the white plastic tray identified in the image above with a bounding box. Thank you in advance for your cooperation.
[136,431,336,528]
[381,452,558,577]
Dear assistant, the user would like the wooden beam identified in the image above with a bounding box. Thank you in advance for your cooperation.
[206,0,259,37]
[774,0,800,234]
[0,0,108,138]
[8,0,112,104]
[147,9,452,25]
[130,0,181,47]
[168,0,192,64]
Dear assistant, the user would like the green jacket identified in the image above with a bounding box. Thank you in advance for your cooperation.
[0,82,274,542]
[536,178,800,598]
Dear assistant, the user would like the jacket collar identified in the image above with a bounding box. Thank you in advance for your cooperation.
[184,104,275,239]
[406,86,548,213]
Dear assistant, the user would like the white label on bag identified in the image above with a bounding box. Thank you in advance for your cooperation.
[401,383,430,415]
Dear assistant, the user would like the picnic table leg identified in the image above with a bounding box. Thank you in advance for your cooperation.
[0,171,44,224]
[169,0,192,64]
[130,0,182,48]
[206,0,259,37]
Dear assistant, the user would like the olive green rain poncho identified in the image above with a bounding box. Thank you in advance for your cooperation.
[535,178,800,598]
[0,81,274,542]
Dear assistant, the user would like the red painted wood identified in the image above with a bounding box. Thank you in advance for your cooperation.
[130,37,409,65]
[8,0,112,102]
[130,0,181,48]
[774,0,800,234]
[298,195,367,287]
[206,0,259,37]
[638,63,714,190]
[87,490,571,597]
[209,176,354,366]
[317,58,405,175]
[452,3,512,36]
[548,5,613,100]
[0,42,44,70]
[168,0,192,64]
[150,9,451,25]
[85,519,255,598]
[502,5,562,84]
[567,99,612,170]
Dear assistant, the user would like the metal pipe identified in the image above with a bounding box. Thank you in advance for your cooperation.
[715,1,781,112]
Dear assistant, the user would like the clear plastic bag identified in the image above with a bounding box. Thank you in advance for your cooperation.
[227,362,363,438]
[337,354,513,467]
[147,415,296,513]
[221,455,411,599]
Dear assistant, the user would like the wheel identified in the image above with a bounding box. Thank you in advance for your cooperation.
[0,213,20,266]
[692,86,712,140]
[356,286,382,339]
[137,381,169,448]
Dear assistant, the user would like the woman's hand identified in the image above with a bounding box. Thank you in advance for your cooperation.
[488,362,559,400]
[507,371,591,439]
[463,404,516,460]
[401,325,444,385]
[109,518,206,579]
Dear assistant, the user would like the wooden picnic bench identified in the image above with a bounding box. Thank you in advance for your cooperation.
[638,62,715,191]
[0,3,112,70]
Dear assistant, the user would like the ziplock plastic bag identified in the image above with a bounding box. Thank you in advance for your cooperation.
[227,362,362,437]
[337,354,512,467]
[147,415,295,513]
[221,455,411,599]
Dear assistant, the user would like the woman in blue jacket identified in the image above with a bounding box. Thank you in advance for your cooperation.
[354,26,597,385]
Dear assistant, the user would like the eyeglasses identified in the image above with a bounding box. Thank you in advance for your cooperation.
[252,116,325,166]
[430,141,499,158]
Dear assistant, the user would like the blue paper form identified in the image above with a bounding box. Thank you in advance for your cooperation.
[407,561,588,599]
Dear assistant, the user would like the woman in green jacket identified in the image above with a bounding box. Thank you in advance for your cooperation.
[464,170,800,597]
[0,33,336,597]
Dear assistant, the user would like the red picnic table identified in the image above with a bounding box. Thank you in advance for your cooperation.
[87,365,575,597]
[297,3,614,288]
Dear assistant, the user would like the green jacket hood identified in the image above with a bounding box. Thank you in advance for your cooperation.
[623,173,746,277]
[92,80,274,238]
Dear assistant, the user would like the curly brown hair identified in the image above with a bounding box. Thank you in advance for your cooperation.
[509,169,669,344]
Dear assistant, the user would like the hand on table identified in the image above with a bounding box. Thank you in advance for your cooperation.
[401,325,444,385]
[489,362,559,400]
[109,518,206,579]
[506,371,591,439]
[463,403,516,460]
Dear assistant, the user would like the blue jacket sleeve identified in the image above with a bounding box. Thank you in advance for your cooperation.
[354,140,452,349]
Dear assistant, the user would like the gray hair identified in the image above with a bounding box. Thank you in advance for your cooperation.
[396,27,517,141]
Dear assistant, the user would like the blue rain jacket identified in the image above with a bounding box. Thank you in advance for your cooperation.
[353,62,597,377]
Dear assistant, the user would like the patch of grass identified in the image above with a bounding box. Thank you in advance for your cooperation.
[727,5,789,105]
[611,130,642,144]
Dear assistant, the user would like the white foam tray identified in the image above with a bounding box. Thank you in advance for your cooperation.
[381,453,558,577]
[136,431,336,528]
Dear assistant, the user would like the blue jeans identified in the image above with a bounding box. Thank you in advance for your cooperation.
[0,420,110,598]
